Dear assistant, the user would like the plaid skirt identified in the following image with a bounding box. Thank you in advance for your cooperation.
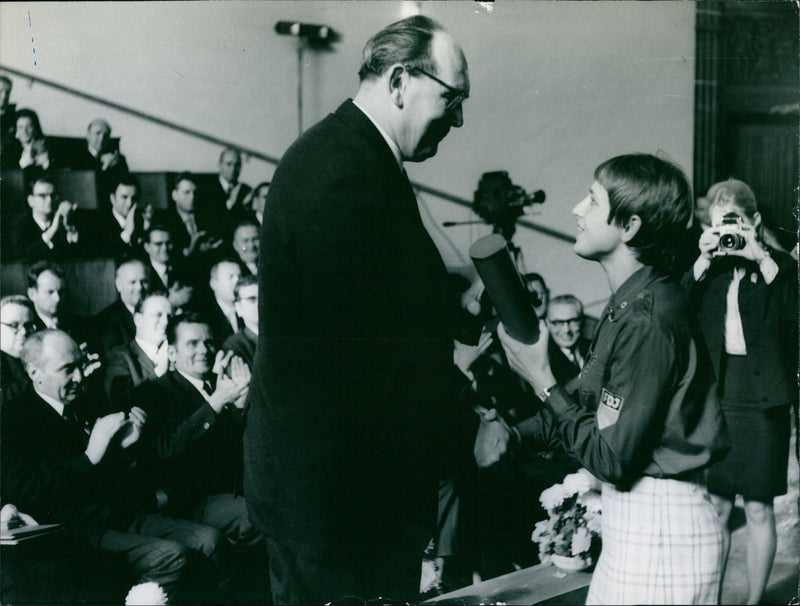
[586,474,724,605]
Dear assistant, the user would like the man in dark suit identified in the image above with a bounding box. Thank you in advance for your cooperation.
[105,292,171,408]
[545,294,591,396]
[0,295,36,405]
[230,219,259,277]
[222,275,258,368]
[197,148,252,227]
[243,15,473,603]
[70,119,129,174]
[188,258,242,344]
[93,175,149,259]
[142,224,196,312]
[9,174,83,262]
[1,330,223,599]
[93,258,149,357]
[26,261,83,340]
[132,313,259,546]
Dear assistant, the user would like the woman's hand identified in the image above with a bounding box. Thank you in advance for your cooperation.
[497,320,556,394]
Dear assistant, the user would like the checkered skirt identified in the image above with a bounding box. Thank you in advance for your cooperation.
[586,474,724,605]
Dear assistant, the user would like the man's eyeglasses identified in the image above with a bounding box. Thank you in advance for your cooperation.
[1,321,36,334]
[404,65,468,112]
[547,317,582,329]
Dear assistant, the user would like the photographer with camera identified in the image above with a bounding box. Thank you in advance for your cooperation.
[687,178,798,605]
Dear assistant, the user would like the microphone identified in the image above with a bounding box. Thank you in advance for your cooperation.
[275,21,333,41]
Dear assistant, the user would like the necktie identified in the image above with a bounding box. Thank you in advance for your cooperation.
[202,381,214,397]
[63,408,88,446]
[163,265,172,288]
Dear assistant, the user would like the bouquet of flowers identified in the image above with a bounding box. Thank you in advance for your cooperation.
[531,469,602,568]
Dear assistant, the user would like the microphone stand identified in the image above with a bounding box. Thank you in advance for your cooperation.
[296,38,304,136]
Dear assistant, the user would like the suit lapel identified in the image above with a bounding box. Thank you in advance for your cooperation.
[130,341,157,380]
[169,371,209,411]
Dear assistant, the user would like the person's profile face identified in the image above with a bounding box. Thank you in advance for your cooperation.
[526,279,548,318]
[234,284,259,327]
[135,296,172,346]
[572,181,624,262]
[87,121,110,153]
[111,184,137,218]
[219,152,241,183]
[29,271,63,317]
[401,34,469,162]
[210,262,241,304]
[251,186,269,215]
[145,230,173,265]
[172,180,196,213]
[34,333,84,405]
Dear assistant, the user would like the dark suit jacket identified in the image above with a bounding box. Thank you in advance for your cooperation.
[243,100,471,554]
[133,371,244,514]
[548,336,591,395]
[32,311,85,344]
[687,250,798,407]
[104,339,158,408]
[196,176,252,240]
[0,386,147,546]
[9,212,82,262]
[90,210,143,260]
[187,294,241,345]
[67,146,129,174]
[222,327,257,367]
[93,299,135,357]
[1,351,29,406]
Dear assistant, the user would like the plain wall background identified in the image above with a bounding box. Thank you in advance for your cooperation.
[0,1,695,315]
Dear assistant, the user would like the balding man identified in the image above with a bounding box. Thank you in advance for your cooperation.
[244,15,473,603]
[93,258,150,357]
[199,147,252,220]
[0,330,223,599]
[72,118,129,174]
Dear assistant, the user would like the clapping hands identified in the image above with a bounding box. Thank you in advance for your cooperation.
[209,351,250,412]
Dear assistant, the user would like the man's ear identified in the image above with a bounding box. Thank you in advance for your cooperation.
[388,65,407,109]
[167,345,177,365]
[27,365,40,384]
[621,214,642,243]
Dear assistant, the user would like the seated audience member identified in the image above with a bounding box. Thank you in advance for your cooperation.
[0,295,35,404]
[72,119,129,174]
[546,294,590,396]
[2,108,52,171]
[93,258,149,357]
[1,330,224,600]
[189,258,242,342]
[0,75,14,142]
[155,172,223,261]
[200,148,252,220]
[231,219,259,276]
[26,261,82,338]
[246,181,269,225]
[105,292,172,408]
[132,313,260,546]
[523,272,549,319]
[94,175,150,258]
[10,174,82,261]
[223,275,258,368]
[142,224,195,312]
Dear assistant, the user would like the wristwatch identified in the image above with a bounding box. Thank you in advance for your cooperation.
[537,383,558,402]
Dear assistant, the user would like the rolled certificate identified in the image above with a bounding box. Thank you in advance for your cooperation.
[469,233,539,344]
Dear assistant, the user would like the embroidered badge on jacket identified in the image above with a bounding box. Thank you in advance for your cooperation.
[597,387,623,429]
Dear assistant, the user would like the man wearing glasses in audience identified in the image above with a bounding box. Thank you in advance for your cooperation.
[0,295,36,405]
[545,294,591,397]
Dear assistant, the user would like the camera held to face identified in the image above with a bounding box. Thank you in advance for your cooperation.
[714,212,747,252]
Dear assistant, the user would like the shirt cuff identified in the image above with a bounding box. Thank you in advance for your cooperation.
[759,255,778,284]
[693,255,711,281]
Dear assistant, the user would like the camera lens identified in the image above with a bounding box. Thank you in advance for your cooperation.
[719,233,746,251]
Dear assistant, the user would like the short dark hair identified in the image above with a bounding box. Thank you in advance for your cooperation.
[172,171,196,192]
[109,173,139,197]
[27,172,56,196]
[27,261,64,289]
[523,272,548,292]
[134,290,170,314]
[358,15,443,81]
[595,153,693,276]
[234,274,258,300]
[146,223,172,243]
[166,311,210,345]
[233,218,260,235]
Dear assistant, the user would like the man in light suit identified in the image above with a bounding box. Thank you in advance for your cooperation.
[244,15,474,604]
[104,292,172,408]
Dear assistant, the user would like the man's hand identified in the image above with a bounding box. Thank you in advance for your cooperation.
[209,374,248,413]
[79,343,101,377]
[228,356,251,408]
[85,412,127,465]
[100,150,121,170]
[226,183,243,210]
[473,408,514,468]
[121,203,138,242]
[208,351,248,412]
[497,321,556,394]
[0,504,38,531]
[167,282,193,309]
[184,230,223,256]
[454,330,493,381]
[118,407,147,449]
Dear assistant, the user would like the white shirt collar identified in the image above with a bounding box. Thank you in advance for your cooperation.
[219,176,234,192]
[216,297,236,317]
[151,260,168,282]
[39,314,58,329]
[243,321,258,336]
[32,213,51,232]
[35,389,65,417]
[177,369,213,403]
[351,99,403,172]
